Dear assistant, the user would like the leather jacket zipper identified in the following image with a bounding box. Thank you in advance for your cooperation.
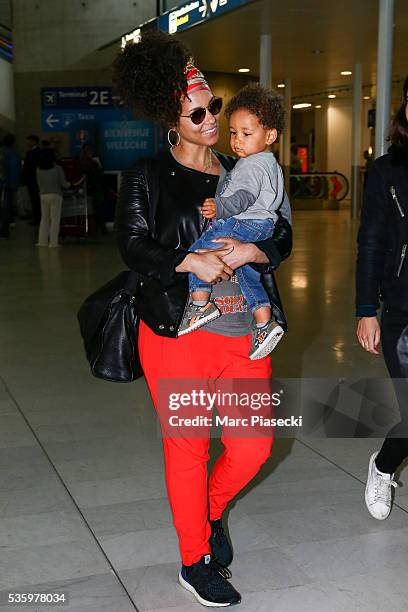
[390,186,405,218]
[396,243,407,277]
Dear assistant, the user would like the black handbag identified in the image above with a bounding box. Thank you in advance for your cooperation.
[77,270,143,382]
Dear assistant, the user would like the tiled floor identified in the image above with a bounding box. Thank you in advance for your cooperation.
[0,212,407,612]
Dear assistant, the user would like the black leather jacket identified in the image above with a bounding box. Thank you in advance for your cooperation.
[115,150,292,337]
[356,145,408,315]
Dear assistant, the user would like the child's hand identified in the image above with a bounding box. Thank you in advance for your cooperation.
[201,198,217,219]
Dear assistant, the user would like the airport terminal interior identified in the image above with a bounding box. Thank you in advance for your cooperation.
[1,0,408,611]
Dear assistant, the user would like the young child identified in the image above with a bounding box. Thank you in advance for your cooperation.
[178,83,286,360]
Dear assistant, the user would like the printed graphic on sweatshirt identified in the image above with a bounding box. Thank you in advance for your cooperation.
[213,293,248,314]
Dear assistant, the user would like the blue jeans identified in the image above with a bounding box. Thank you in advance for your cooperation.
[189,217,275,313]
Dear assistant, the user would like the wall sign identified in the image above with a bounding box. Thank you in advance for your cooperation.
[100,121,156,171]
[40,86,158,172]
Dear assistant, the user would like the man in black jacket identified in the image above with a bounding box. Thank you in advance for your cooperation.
[22,135,41,225]
[356,77,408,521]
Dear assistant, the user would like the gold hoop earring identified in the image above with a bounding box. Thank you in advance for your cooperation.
[167,128,181,147]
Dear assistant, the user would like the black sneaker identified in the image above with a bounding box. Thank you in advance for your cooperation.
[179,553,241,607]
[210,518,233,568]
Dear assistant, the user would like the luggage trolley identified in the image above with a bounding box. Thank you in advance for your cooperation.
[60,179,91,241]
[58,158,96,242]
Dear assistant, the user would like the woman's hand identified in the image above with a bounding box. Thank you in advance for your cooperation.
[176,249,234,283]
[201,198,217,219]
[198,237,269,270]
[356,316,381,355]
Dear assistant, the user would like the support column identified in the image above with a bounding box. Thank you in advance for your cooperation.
[259,34,272,88]
[351,63,362,218]
[281,78,291,193]
[375,0,394,158]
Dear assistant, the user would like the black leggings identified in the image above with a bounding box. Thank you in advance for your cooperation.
[375,306,408,474]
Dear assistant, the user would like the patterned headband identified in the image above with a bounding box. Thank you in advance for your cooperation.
[185,62,211,95]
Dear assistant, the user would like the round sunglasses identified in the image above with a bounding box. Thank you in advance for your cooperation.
[180,97,223,125]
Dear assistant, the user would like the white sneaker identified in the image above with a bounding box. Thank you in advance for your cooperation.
[365,451,398,520]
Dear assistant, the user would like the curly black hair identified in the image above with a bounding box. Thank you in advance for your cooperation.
[225,83,285,137]
[112,30,192,127]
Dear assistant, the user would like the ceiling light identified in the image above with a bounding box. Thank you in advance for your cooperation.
[277,83,285,88]
[328,94,336,99]
[340,70,352,75]
[363,95,370,99]
[238,68,250,73]
[315,104,322,108]
[293,103,312,109]
[312,49,324,54]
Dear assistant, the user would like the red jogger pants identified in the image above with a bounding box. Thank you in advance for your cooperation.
[138,320,274,566]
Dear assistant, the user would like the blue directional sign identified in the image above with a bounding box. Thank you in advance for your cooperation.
[41,108,133,132]
[41,87,116,110]
[40,86,158,171]
[121,0,253,46]
[158,0,253,35]
[41,87,130,133]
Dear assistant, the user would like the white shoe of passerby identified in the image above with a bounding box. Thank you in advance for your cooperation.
[365,452,398,520]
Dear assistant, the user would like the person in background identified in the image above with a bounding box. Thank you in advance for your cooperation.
[79,143,106,234]
[363,149,374,192]
[36,148,72,248]
[290,144,302,174]
[356,76,408,521]
[50,136,62,161]
[0,134,21,239]
[22,135,41,226]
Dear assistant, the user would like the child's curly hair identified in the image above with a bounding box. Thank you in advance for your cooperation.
[112,30,192,127]
[225,83,285,137]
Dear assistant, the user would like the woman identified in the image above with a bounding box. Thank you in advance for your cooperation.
[356,76,408,521]
[114,31,292,607]
[36,148,71,248]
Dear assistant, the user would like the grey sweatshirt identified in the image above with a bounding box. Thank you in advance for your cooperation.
[37,164,70,195]
[215,152,284,222]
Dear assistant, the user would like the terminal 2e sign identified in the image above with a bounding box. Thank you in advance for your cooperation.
[41,87,120,131]
[40,86,157,171]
